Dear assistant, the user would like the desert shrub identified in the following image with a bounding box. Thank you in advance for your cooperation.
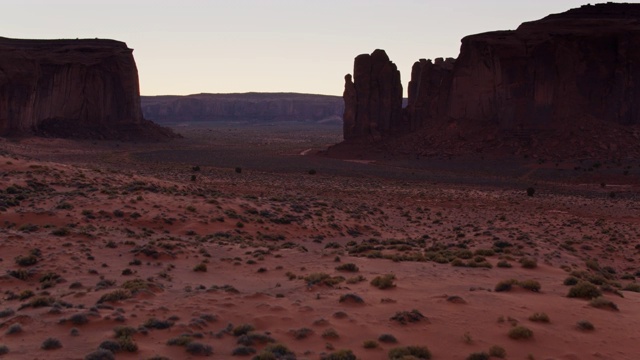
[623,283,640,292]
[235,167,242,174]
[232,346,256,356]
[121,279,153,294]
[488,345,506,358]
[199,313,217,323]
[96,279,117,290]
[346,275,366,284]
[143,318,173,330]
[563,276,579,286]
[323,349,356,360]
[6,324,22,335]
[526,187,535,197]
[589,297,619,311]
[520,258,538,269]
[519,279,541,292]
[304,273,344,287]
[129,259,142,266]
[371,274,396,289]
[308,169,317,175]
[339,293,364,304]
[41,337,62,350]
[495,279,517,292]
[69,313,90,325]
[193,263,207,272]
[495,279,540,292]
[117,336,138,352]
[474,248,495,256]
[0,308,15,318]
[185,342,213,356]
[585,259,601,271]
[576,320,595,331]
[363,340,379,349]
[167,335,193,346]
[26,296,56,308]
[335,263,359,272]
[451,258,466,267]
[568,282,602,299]
[0,345,8,355]
[8,269,30,280]
[18,290,34,300]
[252,353,277,360]
[51,227,70,236]
[109,325,138,353]
[466,352,489,360]
[378,333,398,343]
[322,328,339,339]
[388,345,432,359]
[232,324,255,337]
[243,333,275,346]
[529,312,550,323]
[113,326,137,338]
[508,326,533,340]
[390,310,426,325]
[84,349,115,360]
[446,295,466,304]
[19,223,40,232]
[98,340,121,353]
[39,271,61,283]
[599,284,622,298]
[97,289,132,304]
[15,254,38,266]
[496,260,512,268]
[253,344,294,359]
[290,327,313,339]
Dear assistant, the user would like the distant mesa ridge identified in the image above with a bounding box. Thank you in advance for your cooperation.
[340,3,640,156]
[0,37,176,139]
[141,92,344,124]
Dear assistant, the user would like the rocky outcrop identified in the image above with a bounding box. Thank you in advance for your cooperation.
[448,3,640,131]
[342,3,640,155]
[0,37,175,139]
[343,49,403,141]
[405,57,455,131]
[141,93,343,124]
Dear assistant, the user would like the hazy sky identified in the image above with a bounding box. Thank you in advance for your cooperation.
[2,1,620,96]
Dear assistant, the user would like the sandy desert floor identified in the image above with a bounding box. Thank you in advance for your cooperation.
[0,123,639,360]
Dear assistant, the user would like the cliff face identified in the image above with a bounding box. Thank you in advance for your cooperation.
[342,3,640,153]
[0,37,173,139]
[449,3,640,130]
[343,49,403,141]
[405,57,455,132]
[141,93,343,124]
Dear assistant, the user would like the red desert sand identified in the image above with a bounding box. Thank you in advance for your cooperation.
[0,133,639,360]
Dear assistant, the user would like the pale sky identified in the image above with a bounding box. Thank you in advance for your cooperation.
[2,1,619,96]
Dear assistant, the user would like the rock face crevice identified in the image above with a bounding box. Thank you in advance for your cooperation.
[0,37,174,139]
[342,3,640,150]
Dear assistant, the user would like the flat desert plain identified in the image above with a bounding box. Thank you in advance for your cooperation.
[1,123,639,360]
